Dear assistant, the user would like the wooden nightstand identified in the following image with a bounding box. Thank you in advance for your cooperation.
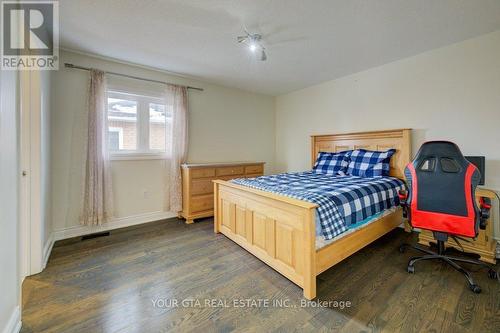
[418,188,497,264]
[179,162,265,224]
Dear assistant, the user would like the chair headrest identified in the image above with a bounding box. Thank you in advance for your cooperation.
[414,141,468,165]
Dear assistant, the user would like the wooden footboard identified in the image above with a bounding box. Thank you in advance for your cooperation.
[213,129,411,300]
[213,180,319,299]
[214,179,403,300]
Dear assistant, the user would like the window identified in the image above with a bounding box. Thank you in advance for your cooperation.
[149,102,169,151]
[107,90,171,158]
[108,127,123,150]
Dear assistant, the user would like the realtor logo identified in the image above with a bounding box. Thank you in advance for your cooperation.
[1,1,59,70]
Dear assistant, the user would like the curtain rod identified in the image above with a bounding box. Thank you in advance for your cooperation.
[64,63,204,91]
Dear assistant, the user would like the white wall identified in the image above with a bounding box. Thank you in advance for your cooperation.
[276,31,500,191]
[0,71,21,332]
[53,32,500,238]
[52,50,275,233]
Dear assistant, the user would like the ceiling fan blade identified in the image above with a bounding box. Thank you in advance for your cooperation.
[260,49,267,61]
[266,36,307,46]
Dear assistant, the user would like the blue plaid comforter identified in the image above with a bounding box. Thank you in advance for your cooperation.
[231,172,405,240]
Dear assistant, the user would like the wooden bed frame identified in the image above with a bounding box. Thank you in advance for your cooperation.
[213,129,411,299]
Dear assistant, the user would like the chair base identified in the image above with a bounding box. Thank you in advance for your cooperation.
[400,241,498,294]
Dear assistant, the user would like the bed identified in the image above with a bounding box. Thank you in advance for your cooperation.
[213,129,411,299]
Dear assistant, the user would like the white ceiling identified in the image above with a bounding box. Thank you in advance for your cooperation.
[60,0,500,95]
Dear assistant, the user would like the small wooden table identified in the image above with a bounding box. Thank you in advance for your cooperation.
[418,188,497,264]
[179,162,265,224]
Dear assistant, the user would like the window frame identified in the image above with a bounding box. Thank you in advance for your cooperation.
[106,89,169,160]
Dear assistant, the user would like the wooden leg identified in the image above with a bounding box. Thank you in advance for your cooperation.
[213,209,220,233]
[303,280,316,300]
[303,209,317,300]
[185,219,194,224]
[479,255,497,265]
[403,219,412,233]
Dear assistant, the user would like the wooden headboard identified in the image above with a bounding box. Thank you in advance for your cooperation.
[311,129,411,179]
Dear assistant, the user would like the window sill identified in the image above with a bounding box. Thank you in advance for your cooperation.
[110,153,167,161]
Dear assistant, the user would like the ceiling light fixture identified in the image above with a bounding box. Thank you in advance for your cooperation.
[237,31,267,61]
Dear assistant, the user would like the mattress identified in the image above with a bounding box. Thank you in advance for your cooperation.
[231,171,405,240]
[315,207,398,250]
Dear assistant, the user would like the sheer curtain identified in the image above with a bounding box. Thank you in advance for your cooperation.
[80,69,114,225]
[167,84,188,213]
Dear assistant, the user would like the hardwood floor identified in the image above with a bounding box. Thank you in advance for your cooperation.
[22,218,500,333]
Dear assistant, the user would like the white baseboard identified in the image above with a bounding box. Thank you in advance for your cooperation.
[53,211,178,241]
[2,306,21,333]
[42,233,55,270]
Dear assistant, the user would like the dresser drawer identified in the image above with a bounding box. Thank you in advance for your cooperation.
[191,179,214,195]
[216,166,244,177]
[246,173,262,179]
[191,168,216,179]
[245,164,263,174]
[219,175,245,181]
[191,194,214,212]
[181,162,263,224]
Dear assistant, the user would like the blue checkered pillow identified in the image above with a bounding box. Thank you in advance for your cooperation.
[346,149,396,177]
[313,151,351,175]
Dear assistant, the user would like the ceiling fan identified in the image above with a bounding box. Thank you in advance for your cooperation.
[237,31,267,61]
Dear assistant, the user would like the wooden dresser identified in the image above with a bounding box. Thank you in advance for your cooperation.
[418,188,497,264]
[180,162,265,224]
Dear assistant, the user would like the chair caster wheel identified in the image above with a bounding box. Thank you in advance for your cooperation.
[399,245,406,253]
[488,269,498,280]
[407,265,415,274]
[470,284,481,294]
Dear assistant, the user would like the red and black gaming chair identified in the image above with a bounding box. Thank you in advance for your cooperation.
[399,141,497,293]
